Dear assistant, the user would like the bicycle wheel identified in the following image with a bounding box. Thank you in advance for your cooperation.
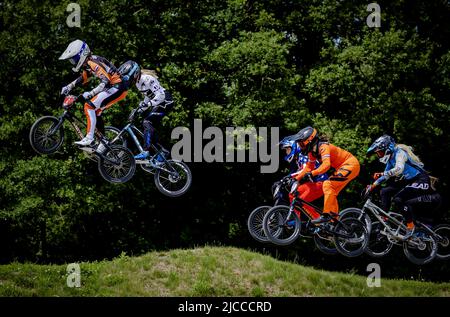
[333,218,369,258]
[85,127,124,162]
[29,116,64,154]
[364,221,394,258]
[339,207,372,234]
[262,205,300,246]
[313,229,338,255]
[247,206,272,243]
[97,145,136,184]
[403,228,437,265]
[154,160,192,197]
[434,224,450,260]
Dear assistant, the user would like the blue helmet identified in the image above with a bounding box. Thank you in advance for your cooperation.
[279,136,301,163]
[367,135,396,164]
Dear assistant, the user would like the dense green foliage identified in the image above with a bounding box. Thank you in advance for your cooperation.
[1,1,449,281]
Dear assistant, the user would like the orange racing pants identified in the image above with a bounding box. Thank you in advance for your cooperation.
[322,158,360,214]
[289,182,324,220]
[83,86,128,138]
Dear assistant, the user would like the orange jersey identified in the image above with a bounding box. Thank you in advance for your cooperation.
[295,143,357,179]
[79,55,122,86]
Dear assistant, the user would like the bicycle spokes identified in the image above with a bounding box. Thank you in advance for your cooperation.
[30,116,64,154]
[101,148,134,181]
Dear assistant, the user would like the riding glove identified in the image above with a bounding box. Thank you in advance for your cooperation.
[61,85,72,96]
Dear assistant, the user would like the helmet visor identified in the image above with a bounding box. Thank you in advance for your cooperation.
[69,50,81,65]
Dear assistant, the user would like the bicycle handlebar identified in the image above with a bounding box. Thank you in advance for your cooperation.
[128,107,165,122]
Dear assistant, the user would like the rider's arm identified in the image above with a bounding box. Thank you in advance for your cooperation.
[373,175,388,186]
[144,89,165,107]
[88,81,107,97]
[139,76,166,111]
[85,61,110,97]
[293,154,314,180]
[310,143,331,177]
[64,71,90,92]
[373,150,407,186]
[384,150,407,177]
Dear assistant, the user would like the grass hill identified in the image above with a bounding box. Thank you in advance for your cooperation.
[0,246,448,296]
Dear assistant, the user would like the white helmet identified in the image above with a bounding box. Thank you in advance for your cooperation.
[59,40,91,72]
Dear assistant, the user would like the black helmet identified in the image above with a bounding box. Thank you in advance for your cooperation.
[294,126,318,155]
[118,60,141,86]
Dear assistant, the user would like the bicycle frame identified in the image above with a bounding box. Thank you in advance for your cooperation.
[50,109,124,166]
[50,109,109,143]
[114,123,146,153]
[111,121,178,176]
[48,111,82,139]
[287,190,355,239]
[362,199,407,237]
[362,198,432,247]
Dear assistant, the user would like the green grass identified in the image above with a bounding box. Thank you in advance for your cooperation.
[0,246,448,296]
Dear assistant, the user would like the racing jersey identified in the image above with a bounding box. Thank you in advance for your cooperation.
[136,74,166,109]
[375,147,425,185]
[294,142,357,180]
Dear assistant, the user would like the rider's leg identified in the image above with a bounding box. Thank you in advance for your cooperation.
[298,182,323,219]
[96,114,105,136]
[76,102,96,146]
[97,88,128,113]
[380,180,403,212]
[314,159,360,224]
[143,117,157,151]
[401,193,442,227]
[76,87,127,146]
[136,111,165,160]
[392,173,432,230]
[93,88,127,152]
[323,159,360,214]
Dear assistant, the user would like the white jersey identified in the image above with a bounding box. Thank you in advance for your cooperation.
[136,74,166,109]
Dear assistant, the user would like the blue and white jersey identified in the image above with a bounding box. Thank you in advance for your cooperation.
[375,147,425,185]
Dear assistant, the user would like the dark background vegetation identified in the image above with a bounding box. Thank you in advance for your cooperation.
[1,0,449,282]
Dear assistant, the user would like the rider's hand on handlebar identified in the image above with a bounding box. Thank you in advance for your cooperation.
[304,172,314,182]
[362,183,377,199]
[61,85,71,96]
[373,172,383,180]
[137,101,148,114]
